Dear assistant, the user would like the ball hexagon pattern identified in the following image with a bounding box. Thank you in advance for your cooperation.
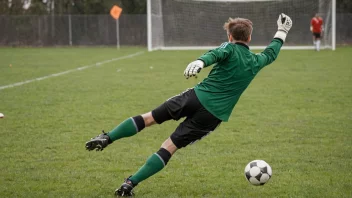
[244,160,272,185]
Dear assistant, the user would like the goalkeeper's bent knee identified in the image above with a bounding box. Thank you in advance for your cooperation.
[156,148,172,165]
[132,115,145,132]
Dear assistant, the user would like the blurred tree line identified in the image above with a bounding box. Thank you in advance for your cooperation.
[0,0,351,15]
[336,0,352,13]
[0,0,146,15]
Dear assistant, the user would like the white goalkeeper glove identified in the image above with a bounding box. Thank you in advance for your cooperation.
[184,60,204,79]
[274,13,293,42]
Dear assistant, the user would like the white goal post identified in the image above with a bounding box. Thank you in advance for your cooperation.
[147,0,336,51]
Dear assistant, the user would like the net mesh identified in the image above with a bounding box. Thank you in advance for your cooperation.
[149,0,333,50]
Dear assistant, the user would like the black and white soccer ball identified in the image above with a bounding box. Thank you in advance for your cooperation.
[244,160,272,185]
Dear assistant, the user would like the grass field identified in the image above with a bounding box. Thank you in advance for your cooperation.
[0,47,351,198]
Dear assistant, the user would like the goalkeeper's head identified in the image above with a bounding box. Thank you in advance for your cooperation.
[223,18,253,44]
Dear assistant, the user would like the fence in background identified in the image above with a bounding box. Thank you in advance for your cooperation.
[0,14,351,47]
[0,14,147,46]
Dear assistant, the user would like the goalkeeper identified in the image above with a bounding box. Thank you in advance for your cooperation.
[86,14,292,197]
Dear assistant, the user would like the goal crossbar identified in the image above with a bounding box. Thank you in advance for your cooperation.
[147,0,336,51]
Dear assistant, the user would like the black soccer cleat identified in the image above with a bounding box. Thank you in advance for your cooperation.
[85,131,111,151]
[115,176,137,197]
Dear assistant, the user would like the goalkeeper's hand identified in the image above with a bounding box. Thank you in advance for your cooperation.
[184,60,204,79]
[274,13,293,42]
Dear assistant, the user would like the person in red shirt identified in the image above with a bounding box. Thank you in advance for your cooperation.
[310,13,324,51]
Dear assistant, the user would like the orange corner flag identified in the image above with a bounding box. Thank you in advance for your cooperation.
[110,5,122,20]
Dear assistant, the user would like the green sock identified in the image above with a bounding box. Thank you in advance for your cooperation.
[107,118,138,142]
[129,153,165,184]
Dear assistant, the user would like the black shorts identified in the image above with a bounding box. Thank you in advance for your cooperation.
[313,33,321,38]
[152,89,221,148]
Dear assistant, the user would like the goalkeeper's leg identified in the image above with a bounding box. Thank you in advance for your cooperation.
[85,112,159,151]
[115,104,222,196]
[101,88,199,147]
[115,137,176,197]
[85,90,183,151]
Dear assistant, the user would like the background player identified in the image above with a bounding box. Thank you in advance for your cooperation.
[85,14,293,197]
[310,13,324,51]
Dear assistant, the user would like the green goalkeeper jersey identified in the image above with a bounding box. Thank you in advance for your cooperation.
[194,39,283,121]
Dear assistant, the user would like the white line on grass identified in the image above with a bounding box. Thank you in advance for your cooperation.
[0,51,145,91]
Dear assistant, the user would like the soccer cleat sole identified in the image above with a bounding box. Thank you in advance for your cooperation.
[85,140,104,151]
[115,183,135,197]
[115,189,134,197]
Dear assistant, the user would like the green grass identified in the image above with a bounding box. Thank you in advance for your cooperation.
[0,47,351,198]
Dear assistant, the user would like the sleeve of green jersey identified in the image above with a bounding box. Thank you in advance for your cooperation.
[255,38,283,69]
[197,42,232,67]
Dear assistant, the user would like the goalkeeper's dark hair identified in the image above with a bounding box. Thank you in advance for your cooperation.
[223,18,253,42]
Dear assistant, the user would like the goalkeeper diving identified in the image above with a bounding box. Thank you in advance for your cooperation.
[85,14,293,197]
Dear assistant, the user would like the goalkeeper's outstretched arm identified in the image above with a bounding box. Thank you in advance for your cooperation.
[256,13,293,67]
[183,43,231,79]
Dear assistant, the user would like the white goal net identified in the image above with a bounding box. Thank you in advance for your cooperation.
[147,0,336,51]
